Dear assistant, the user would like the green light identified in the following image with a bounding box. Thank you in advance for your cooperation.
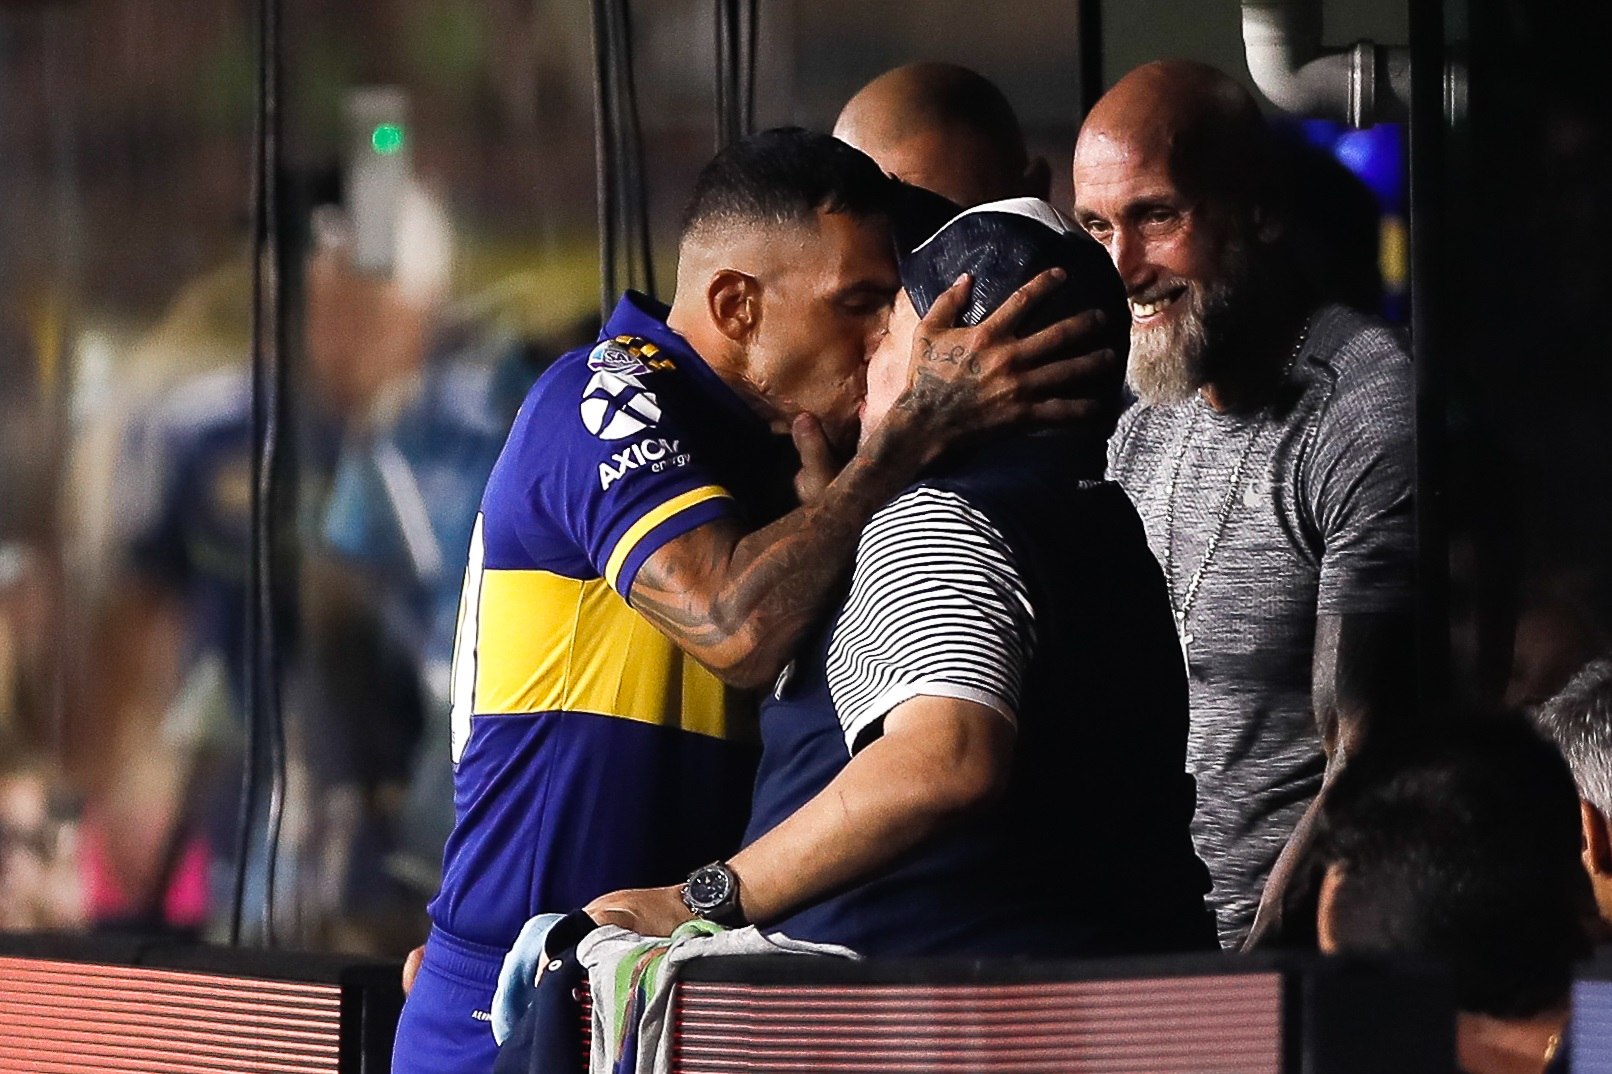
[371,123,405,155]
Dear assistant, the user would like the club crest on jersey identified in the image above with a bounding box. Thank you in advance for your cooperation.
[587,335,673,377]
[580,369,662,440]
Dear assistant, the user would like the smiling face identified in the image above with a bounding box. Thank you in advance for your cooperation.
[1072,125,1251,406]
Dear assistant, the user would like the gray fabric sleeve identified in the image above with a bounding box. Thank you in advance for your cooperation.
[1303,332,1417,615]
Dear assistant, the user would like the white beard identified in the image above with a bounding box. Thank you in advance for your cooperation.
[1127,283,1212,407]
[1125,244,1247,408]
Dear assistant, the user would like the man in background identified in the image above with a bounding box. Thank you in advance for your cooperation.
[1073,60,1417,947]
[834,62,1050,209]
[1532,656,1612,930]
[1314,717,1589,1074]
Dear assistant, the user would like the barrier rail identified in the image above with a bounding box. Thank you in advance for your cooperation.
[0,936,1460,1073]
[0,933,402,1074]
[668,953,1454,1074]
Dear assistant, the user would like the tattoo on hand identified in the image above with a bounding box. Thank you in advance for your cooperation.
[895,368,952,414]
[918,336,981,376]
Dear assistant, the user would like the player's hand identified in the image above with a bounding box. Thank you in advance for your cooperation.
[886,269,1122,457]
[791,413,842,506]
[402,944,425,995]
[583,885,695,938]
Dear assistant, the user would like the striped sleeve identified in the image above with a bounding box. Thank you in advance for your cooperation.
[826,486,1036,755]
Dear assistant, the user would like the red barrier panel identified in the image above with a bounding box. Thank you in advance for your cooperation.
[0,934,401,1074]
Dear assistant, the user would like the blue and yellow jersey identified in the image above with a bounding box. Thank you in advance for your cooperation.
[429,293,791,948]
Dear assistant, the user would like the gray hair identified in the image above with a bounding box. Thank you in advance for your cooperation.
[1533,657,1612,814]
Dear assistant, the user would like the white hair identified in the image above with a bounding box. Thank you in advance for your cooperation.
[1534,657,1612,814]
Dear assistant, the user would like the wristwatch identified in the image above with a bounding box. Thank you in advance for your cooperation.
[680,861,746,925]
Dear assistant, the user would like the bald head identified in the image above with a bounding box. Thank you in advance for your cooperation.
[1076,60,1278,219]
[1072,62,1289,407]
[835,62,1047,208]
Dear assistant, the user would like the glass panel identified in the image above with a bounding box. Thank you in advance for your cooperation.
[0,0,255,938]
[1,0,1095,957]
[273,1,605,953]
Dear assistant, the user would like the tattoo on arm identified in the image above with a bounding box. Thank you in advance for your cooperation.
[628,443,922,687]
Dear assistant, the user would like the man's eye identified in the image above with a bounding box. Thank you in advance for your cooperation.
[843,298,888,318]
[1139,209,1179,232]
[1082,219,1113,239]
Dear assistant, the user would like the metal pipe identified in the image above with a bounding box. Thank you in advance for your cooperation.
[236,0,289,948]
[1241,0,1412,127]
[1407,0,1452,717]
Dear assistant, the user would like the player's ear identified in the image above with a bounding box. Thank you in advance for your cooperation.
[707,269,760,344]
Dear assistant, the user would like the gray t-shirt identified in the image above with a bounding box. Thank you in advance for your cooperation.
[1107,303,1415,947]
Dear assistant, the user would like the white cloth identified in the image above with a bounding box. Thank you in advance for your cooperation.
[490,912,568,1044]
[577,923,857,1074]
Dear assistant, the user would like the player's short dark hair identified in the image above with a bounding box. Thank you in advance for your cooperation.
[680,127,895,243]
[1315,715,1592,1018]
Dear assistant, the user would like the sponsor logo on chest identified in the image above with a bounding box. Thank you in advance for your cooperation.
[598,436,693,490]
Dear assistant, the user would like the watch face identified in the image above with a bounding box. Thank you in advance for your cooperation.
[686,865,734,912]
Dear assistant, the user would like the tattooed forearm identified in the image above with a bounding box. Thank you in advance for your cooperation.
[629,428,927,688]
[625,270,1107,685]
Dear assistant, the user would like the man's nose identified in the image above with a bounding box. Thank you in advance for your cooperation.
[1111,227,1154,294]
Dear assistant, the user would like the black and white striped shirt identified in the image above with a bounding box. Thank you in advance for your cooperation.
[826,486,1036,754]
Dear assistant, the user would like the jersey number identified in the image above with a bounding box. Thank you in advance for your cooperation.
[448,514,486,764]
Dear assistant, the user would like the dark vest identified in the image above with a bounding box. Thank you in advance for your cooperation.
[743,430,1214,957]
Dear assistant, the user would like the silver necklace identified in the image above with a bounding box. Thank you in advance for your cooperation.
[1162,316,1311,669]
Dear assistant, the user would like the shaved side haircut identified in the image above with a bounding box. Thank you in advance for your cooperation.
[679,127,894,247]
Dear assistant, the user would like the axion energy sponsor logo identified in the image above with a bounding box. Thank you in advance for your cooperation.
[598,437,692,490]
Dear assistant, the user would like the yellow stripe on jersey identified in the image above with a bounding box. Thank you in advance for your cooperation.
[473,568,740,740]
[602,484,731,593]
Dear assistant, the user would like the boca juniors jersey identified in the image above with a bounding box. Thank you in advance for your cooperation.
[429,292,792,948]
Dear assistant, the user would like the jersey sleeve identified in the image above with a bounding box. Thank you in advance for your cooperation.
[825,487,1037,755]
[1304,338,1417,616]
[517,359,737,597]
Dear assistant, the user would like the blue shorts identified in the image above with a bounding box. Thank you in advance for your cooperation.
[392,927,504,1074]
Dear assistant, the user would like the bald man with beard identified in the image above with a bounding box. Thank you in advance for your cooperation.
[1071,60,1417,949]
[834,62,1050,209]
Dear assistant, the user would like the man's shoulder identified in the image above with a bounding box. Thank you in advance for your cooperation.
[904,452,1137,559]
[144,367,252,442]
[1293,305,1415,443]
[1301,305,1413,400]
[508,338,672,452]
[870,484,989,534]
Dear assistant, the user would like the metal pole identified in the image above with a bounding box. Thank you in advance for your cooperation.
[1078,0,1104,117]
[235,0,289,947]
[591,0,617,320]
[1408,0,1451,718]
